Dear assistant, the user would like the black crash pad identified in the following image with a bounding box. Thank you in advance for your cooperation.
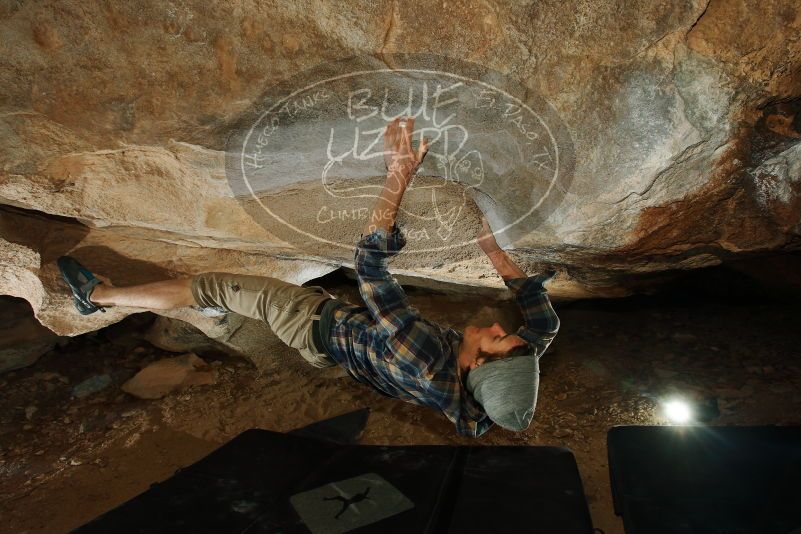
[76,414,593,533]
[608,425,801,534]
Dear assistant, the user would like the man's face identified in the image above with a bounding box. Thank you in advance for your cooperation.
[461,322,528,371]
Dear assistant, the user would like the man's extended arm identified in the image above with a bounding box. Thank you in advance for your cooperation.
[355,117,430,338]
[362,116,429,236]
[477,217,560,355]
[477,217,526,279]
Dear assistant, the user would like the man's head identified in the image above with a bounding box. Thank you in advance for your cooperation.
[458,322,530,371]
[460,322,540,431]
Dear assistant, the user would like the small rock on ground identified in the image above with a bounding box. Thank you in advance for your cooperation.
[122,353,217,400]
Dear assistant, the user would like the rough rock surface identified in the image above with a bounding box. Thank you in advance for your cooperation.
[1,0,800,336]
[0,296,63,373]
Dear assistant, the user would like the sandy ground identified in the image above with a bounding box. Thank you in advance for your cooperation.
[1,275,800,534]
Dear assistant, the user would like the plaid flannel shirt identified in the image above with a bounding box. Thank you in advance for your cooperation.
[324,224,560,437]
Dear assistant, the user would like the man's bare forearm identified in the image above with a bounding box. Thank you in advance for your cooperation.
[487,249,527,280]
[363,172,408,235]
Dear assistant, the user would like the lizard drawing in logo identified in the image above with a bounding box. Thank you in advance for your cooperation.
[322,116,485,242]
[323,486,372,519]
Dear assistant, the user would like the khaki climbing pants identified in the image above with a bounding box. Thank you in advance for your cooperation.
[190,272,336,368]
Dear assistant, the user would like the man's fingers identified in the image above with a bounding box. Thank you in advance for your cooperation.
[399,116,412,149]
[392,116,402,143]
[386,116,428,169]
[384,118,396,141]
[417,136,429,163]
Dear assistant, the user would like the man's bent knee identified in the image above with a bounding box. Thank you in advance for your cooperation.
[190,272,254,312]
[191,272,224,309]
[190,272,302,323]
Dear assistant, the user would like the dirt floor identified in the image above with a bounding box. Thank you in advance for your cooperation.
[1,272,800,534]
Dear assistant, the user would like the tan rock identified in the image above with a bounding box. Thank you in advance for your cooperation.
[121,353,217,400]
[0,296,61,373]
[0,0,799,338]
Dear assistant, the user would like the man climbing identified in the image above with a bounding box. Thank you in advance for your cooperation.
[58,116,560,437]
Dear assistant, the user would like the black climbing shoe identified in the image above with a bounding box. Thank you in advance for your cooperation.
[57,256,106,315]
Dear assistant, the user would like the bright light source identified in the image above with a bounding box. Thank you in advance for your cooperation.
[663,399,693,424]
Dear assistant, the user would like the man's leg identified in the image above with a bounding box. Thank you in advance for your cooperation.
[90,278,195,310]
[191,272,336,368]
[87,271,335,368]
[89,272,308,318]
[89,273,303,318]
